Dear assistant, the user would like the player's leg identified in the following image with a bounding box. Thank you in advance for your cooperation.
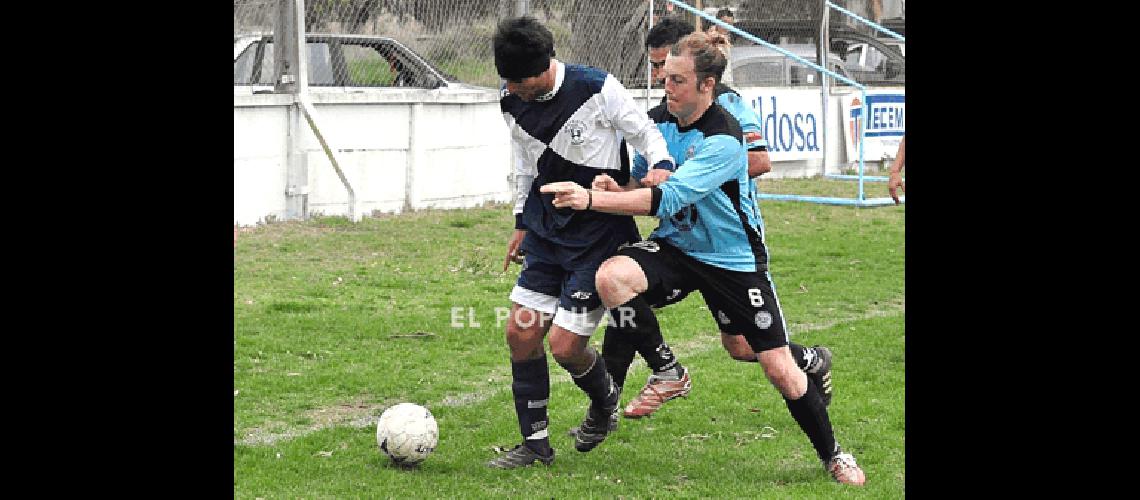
[567,321,629,438]
[595,240,693,419]
[597,284,691,414]
[756,346,860,484]
[547,269,620,452]
[702,268,864,485]
[723,334,833,406]
[600,323,637,395]
[724,256,832,401]
[768,274,833,405]
[488,258,560,469]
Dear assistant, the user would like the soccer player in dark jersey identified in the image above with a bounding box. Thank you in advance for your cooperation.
[540,32,866,486]
[594,16,834,422]
[486,16,676,469]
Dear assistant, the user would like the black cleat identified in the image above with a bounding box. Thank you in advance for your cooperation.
[573,381,620,452]
[566,409,619,437]
[806,345,833,407]
[487,443,555,469]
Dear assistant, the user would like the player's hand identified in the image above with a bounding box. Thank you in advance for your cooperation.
[592,174,621,192]
[503,229,527,272]
[888,171,905,204]
[539,182,590,210]
[640,168,673,187]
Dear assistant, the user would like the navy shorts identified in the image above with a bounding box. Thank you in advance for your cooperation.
[510,232,634,336]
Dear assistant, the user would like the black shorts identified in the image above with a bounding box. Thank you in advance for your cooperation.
[616,239,789,353]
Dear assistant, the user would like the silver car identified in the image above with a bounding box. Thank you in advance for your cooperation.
[729,43,853,87]
[234,33,489,94]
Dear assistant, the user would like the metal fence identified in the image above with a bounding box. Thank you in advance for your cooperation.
[234,0,279,36]
[234,0,904,90]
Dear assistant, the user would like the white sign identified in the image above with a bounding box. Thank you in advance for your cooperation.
[841,91,905,163]
[736,89,825,161]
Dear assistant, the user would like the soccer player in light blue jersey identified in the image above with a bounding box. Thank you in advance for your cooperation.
[541,32,865,486]
[591,15,833,424]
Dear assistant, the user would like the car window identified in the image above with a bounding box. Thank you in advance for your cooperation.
[863,46,887,70]
[308,42,335,85]
[789,65,817,86]
[341,43,424,87]
[733,61,784,87]
[234,45,256,84]
[844,45,863,68]
[258,42,275,85]
[235,36,459,90]
[249,41,336,86]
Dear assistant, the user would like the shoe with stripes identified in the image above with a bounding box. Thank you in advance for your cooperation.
[622,366,691,418]
[487,443,555,469]
[806,345,832,407]
[573,379,621,452]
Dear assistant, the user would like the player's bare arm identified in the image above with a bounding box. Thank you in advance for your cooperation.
[540,181,653,216]
[748,150,771,178]
[591,173,635,192]
[640,169,673,187]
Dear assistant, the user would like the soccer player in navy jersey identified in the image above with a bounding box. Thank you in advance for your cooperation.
[592,16,834,422]
[486,16,676,469]
[541,32,865,486]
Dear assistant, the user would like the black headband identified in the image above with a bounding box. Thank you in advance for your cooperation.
[495,53,551,80]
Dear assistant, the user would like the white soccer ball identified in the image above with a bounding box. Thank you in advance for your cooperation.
[376,402,438,466]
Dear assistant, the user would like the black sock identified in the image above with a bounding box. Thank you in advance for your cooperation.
[511,356,551,455]
[602,323,637,389]
[560,347,617,408]
[783,374,838,463]
[615,296,679,373]
[788,343,818,372]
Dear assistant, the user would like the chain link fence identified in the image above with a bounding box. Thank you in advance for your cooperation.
[234,0,279,37]
[234,0,903,89]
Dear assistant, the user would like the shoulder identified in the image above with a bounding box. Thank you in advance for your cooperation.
[714,84,746,108]
[714,83,740,100]
[696,104,742,142]
[648,102,673,124]
[565,64,610,93]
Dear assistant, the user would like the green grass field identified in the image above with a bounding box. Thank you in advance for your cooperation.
[234,192,905,498]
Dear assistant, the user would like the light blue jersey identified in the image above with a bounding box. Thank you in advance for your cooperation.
[633,102,769,272]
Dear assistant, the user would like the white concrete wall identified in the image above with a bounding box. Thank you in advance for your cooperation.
[234,94,292,225]
[234,89,512,225]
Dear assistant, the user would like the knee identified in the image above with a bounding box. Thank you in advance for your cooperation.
[548,330,589,368]
[548,339,575,364]
[594,258,623,300]
[595,257,644,307]
[505,309,547,358]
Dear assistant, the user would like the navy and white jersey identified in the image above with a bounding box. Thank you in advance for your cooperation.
[502,61,674,267]
[632,102,768,272]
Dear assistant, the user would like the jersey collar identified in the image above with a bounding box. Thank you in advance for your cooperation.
[534,60,565,102]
